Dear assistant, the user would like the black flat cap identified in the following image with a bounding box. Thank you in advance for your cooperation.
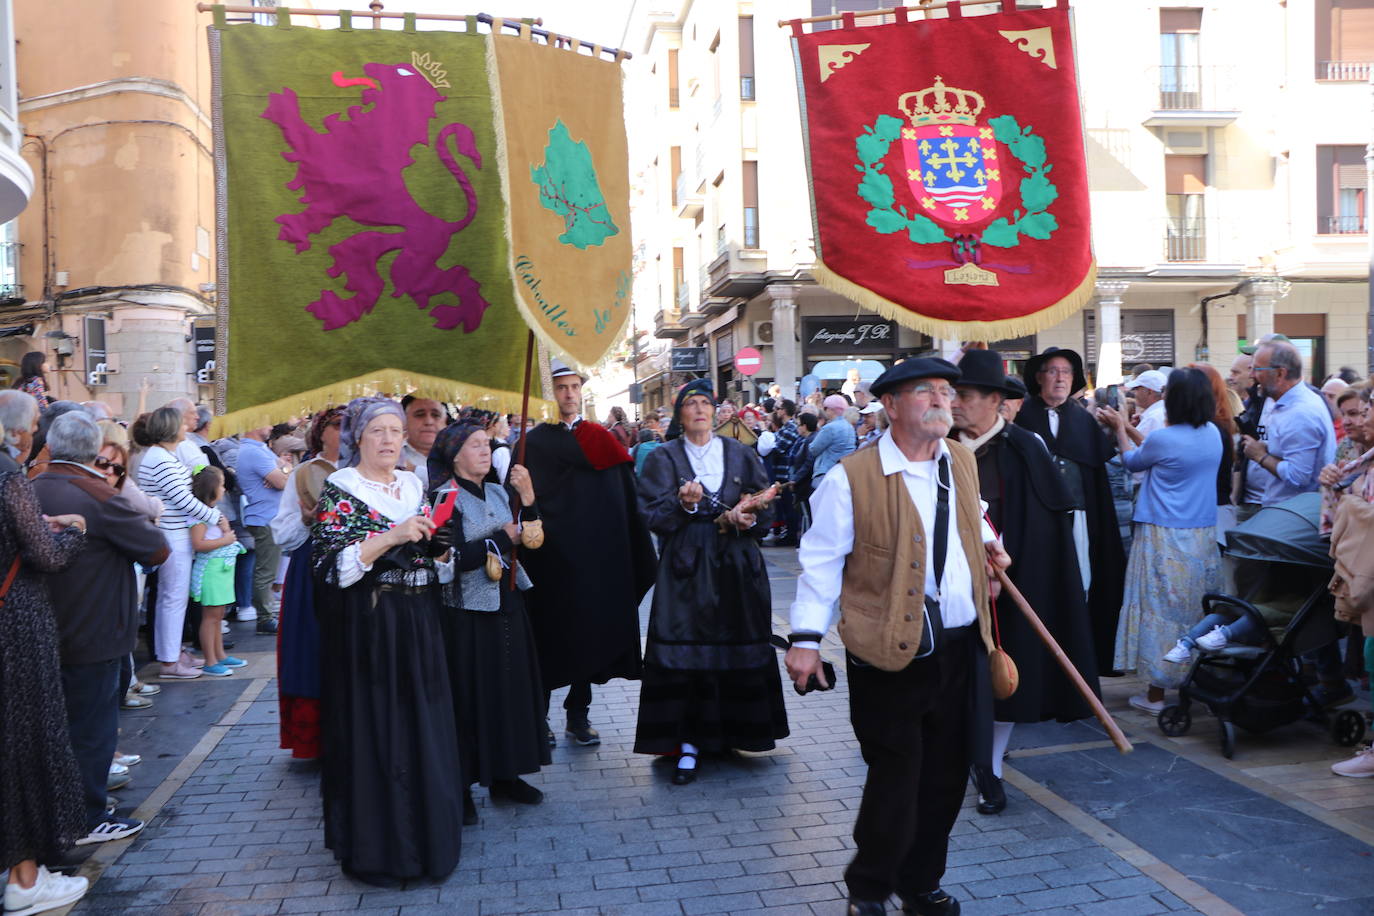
[870,357,960,398]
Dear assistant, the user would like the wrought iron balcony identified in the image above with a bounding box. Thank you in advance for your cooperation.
[1143,65,1239,127]
[1324,215,1366,235]
[1163,220,1207,262]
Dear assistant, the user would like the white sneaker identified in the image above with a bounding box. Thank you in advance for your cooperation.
[74,816,144,846]
[2,865,89,916]
[1163,640,1192,664]
[233,606,258,622]
[220,620,230,634]
[108,761,129,778]
[1332,745,1374,778]
[1196,626,1229,652]
[1129,694,1166,714]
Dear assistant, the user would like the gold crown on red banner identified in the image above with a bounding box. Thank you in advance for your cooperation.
[898,76,985,128]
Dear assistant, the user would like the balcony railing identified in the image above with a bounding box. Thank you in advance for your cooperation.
[1150,65,1234,110]
[1319,61,1373,81]
[743,208,759,249]
[1325,215,1367,235]
[740,76,755,100]
[1164,220,1207,261]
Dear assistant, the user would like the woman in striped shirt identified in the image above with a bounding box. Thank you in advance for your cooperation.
[135,406,225,679]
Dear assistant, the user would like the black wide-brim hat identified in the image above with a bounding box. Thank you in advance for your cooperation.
[1022,347,1087,397]
[869,357,960,399]
[953,349,1016,396]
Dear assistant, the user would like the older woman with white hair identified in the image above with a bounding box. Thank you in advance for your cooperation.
[0,390,38,473]
[311,397,462,885]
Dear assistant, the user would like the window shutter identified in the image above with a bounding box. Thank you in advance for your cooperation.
[1165,155,1206,194]
[1160,8,1202,32]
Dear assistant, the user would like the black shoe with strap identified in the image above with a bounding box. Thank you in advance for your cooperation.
[847,900,885,916]
[970,764,1006,815]
[901,888,960,915]
[671,751,698,785]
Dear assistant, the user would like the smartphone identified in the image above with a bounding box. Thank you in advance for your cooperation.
[1103,385,1120,410]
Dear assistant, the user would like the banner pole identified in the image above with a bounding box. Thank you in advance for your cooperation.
[777,0,1003,29]
[995,568,1134,754]
[507,329,537,590]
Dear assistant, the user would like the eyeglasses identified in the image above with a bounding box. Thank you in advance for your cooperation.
[1039,367,1075,378]
[909,383,956,401]
[1252,365,1281,373]
[94,456,126,477]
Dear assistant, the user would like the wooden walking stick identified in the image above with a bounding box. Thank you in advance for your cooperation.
[994,567,1134,754]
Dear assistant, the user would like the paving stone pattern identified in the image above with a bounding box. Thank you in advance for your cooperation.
[76,557,1198,916]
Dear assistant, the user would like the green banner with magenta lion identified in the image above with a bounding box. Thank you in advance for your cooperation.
[210,16,535,433]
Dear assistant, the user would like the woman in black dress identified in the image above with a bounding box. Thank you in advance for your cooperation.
[634,380,789,784]
[0,471,90,913]
[311,397,462,886]
[427,422,549,824]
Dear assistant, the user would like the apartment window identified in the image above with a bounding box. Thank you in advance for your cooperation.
[0,221,18,299]
[1317,0,1374,80]
[1318,145,1367,233]
[1165,154,1206,261]
[667,49,680,108]
[742,161,760,248]
[739,18,756,100]
[1159,9,1202,109]
[673,248,686,309]
[251,0,278,25]
[670,146,682,206]
[709,32,722,115]
[810,0,885,31]
[717,223,728,256]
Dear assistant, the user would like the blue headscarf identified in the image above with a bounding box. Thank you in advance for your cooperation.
[338,396,405,468]
[665,378,715,441]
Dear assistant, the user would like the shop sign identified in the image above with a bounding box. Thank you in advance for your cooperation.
[194,321,217,384]
[670,346,709,372]
[84,317,107,387]
[803,317,897,354]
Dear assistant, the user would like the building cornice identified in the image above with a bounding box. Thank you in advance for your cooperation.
[19,77,210,130]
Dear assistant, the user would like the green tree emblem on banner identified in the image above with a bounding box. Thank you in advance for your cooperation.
[531,119,620,249]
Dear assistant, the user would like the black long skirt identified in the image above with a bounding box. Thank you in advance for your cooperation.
[438,588,550,787]
[633,661,790,755]
[318,582,462,882]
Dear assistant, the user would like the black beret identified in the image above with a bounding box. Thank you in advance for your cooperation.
[869,357,961,398]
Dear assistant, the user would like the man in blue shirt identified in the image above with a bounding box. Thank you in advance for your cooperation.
[237,426,287,634]
[809,394,858,486]
[1239,341,1348,707]
[1240,341,1335,507]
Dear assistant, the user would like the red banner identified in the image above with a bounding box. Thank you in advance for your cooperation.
[791,0,1094,338]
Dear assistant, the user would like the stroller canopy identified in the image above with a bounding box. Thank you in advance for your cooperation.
[1223,492,1332,568]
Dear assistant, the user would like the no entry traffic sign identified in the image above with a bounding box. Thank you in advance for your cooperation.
[734,347,763,376]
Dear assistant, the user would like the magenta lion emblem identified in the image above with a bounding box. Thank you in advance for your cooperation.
[262,62,489,332]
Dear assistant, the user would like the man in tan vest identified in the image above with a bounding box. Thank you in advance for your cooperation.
[785,357,1010,916]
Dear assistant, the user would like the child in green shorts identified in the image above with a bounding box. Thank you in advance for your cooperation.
[190,467,246,677]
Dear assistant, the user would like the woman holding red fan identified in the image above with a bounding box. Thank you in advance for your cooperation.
[427,422,549,826]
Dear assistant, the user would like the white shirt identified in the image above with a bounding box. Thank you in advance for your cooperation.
[400,442,430,491]
[1136,399,1166,438]
[757,429,777,457]
[327,467,452,588]
[682,435,725,493]
[789,434,996,646]
[175,438,207,473]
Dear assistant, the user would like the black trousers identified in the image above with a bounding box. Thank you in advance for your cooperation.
[844,626,977,903]
[544,681,591,720]
[61,657,123,827]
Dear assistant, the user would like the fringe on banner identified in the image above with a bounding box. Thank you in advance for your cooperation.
[810,259,1099,342]
[210,368,553,439]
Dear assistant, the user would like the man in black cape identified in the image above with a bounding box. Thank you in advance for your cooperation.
[520,360,657,746]
[952,349,1100,815]
[1015,347,1126,676]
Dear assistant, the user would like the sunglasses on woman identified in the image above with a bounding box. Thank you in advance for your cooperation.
[94,456,126,478]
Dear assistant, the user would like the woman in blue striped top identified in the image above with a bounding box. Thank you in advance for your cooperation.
[135,406,223,680]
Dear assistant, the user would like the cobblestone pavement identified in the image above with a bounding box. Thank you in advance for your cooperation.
[66,550,1374,915]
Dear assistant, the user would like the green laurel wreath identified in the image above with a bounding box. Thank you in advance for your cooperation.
[854,113,1059,248]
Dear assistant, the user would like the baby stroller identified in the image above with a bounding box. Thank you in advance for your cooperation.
[1157,493,1368,758]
